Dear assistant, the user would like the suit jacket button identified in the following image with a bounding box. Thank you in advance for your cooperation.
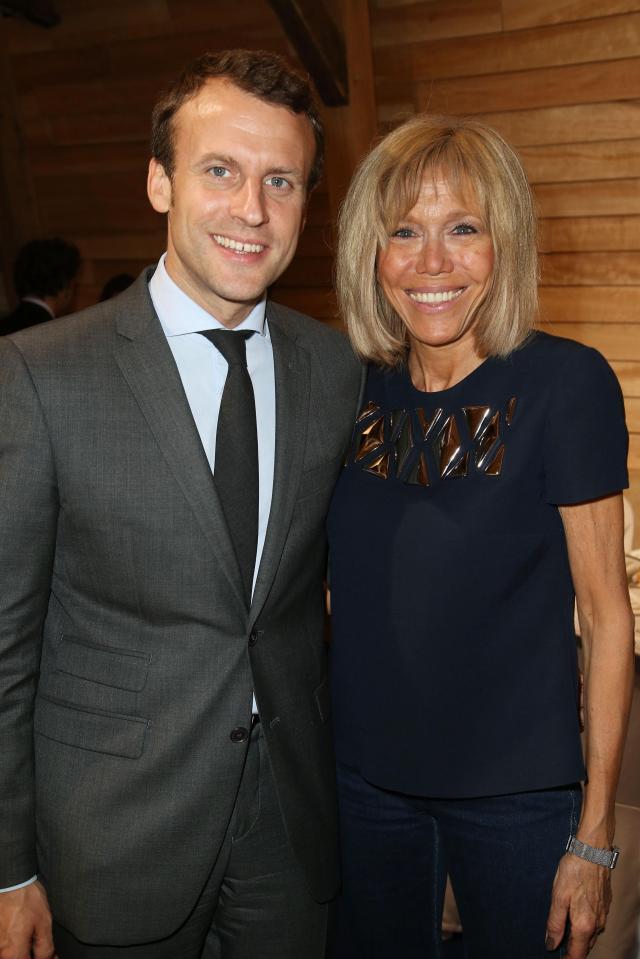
[248,629,258,647]
[230,727,249,743]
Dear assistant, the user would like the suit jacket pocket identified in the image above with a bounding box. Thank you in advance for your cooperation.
[34,695,150,759]
[56,635,151,691]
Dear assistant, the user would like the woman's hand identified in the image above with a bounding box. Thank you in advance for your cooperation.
[545,853,611,956]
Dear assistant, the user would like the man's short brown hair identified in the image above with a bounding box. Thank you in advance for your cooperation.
[151,49,324,193]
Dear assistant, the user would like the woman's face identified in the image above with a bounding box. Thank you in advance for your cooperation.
[377,175,494,356]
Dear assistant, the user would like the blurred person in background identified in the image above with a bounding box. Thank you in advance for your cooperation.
[99,272,135,302]
[0,236,81,335]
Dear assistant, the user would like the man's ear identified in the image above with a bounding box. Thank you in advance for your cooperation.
[147,158,172,213]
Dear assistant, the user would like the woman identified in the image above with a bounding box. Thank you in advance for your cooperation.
[327,115,635,959]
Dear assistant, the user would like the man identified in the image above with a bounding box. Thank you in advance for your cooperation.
[0,50,361,959]
[0,236,81,335]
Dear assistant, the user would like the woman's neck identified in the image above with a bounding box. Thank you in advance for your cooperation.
[407,340,485,393]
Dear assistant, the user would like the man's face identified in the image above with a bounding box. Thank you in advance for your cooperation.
[147,78,315,327]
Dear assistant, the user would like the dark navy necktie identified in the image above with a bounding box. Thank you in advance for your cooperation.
[201,329,258,605]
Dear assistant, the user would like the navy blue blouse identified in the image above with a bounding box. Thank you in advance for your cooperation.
[327,332,628,798]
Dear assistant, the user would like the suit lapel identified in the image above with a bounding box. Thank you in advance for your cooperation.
[249,304,310,626]
[112,272,247,615]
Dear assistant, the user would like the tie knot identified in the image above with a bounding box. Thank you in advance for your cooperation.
[201,329,254,367]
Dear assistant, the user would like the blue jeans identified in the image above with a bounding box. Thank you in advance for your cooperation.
[330,763,582,959]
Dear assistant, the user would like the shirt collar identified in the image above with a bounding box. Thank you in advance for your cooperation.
[22,296,54,318]
[148,254,267,338]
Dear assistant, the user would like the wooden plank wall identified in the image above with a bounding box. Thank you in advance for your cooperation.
[2,1,639,514]
[0,0,337,320]
[370,0,640,523]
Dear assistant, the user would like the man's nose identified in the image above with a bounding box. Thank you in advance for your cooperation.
[229,179,268,227]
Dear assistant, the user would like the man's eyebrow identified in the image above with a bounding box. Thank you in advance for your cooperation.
[197,153,236,167]
[267,167,303,180]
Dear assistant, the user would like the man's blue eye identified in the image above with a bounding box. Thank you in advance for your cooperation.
[212,167,227,177]
[267,176,288,188]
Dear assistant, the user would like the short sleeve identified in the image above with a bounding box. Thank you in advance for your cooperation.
[543,345,628,505]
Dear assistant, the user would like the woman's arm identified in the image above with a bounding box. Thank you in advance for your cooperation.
[545,493,635,958]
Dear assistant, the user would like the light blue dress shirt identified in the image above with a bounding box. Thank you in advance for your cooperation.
[148,255,276,595]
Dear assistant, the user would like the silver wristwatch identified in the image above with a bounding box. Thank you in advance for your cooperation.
[565,835,620,870]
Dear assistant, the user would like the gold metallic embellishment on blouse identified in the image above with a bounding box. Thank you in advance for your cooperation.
[357,400,381,423]
[463,405,492,441]
[417,407,444,440]
[364,451,391,479]
[475,411,501,471]
[349,395,516,484]
[483,444,505,475]
[435,415,468,479]
[355,416,385,462]
[407,451,430,487]
[395,415,414,477]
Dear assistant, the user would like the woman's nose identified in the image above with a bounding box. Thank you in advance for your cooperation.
[416,237,453,275]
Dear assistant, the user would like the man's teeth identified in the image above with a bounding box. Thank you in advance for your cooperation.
[408,289,464,304]
[213,234,264,254]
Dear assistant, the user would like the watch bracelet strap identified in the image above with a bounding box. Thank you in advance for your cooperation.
[565,835,620,869]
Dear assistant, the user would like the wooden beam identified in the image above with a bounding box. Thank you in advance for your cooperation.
[322,0,377,224]
[266,0,348,106]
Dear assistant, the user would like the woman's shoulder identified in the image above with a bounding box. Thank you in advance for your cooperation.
[511,330,615,383]
[517,329,600,361]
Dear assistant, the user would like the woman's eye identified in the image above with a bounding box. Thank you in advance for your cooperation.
[452,222,478,235]
[392,228,415,238]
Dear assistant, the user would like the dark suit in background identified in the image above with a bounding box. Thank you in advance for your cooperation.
[0,299,52,335]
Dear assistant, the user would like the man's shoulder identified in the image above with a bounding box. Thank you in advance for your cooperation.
[267,300,357,364]
[2,271,154,361]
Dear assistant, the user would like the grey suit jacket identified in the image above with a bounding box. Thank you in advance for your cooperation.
[0,269,361,944]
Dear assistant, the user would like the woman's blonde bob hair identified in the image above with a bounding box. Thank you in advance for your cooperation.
[336,114,538,365]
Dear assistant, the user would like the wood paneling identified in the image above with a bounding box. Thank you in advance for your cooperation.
[539,218,640,254]
[540,253,640,287]
[480,102,640,147]
[535,181,640,219]
[502,0,640,30]
[371,0,501,45]
[612,362,640,397]
[539,288,640,324]
[521,140,640,185]
[626,396,640,433]
[376,14,640,82]
[411,58,640,115]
